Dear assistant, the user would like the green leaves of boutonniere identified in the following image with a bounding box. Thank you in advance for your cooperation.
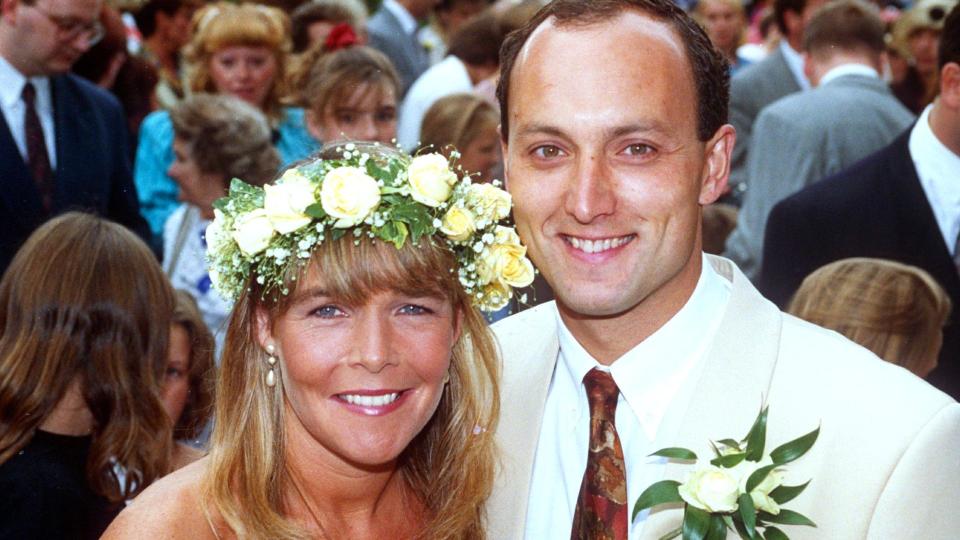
[632,405,819,540]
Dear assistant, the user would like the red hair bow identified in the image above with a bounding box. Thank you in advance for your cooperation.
[324,22,358,52]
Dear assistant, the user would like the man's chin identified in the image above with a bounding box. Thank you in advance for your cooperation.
[554,288,643,320]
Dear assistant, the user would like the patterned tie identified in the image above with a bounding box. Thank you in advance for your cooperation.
[22,82,53,212]
[571,368,628,540]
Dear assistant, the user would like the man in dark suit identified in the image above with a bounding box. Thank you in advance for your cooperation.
[366,0,437,97]
[0,0,149,274]
[759,3,960,399]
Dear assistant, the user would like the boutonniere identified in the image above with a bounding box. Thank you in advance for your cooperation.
[633,406,819,540]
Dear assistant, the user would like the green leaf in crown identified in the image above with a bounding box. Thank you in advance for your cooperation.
[204,142,535,312]
[632,405,820,540]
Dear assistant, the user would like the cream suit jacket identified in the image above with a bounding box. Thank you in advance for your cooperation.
[488,256,960,539]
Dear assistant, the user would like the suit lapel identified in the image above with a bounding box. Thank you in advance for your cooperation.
[641,256,783,537]
[0,91,45,229]
[490,306,560,539]
[51,75,92,211]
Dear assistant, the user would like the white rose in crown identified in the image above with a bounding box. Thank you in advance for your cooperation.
[678,466,740,513]
[494,225,522,246]
[407,153,457,207]
[440,205,476,242]
[466,183,512,221]
[264,169,317,233]
[205,209,231,253]
[232,208,275,256]
[320,166,381,228]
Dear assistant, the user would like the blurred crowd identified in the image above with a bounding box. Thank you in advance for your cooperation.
[0,0,957,536]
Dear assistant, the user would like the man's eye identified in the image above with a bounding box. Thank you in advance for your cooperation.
[532,145,564,159]
[623,143,655,156]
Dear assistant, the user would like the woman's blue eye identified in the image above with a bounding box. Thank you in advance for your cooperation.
[312,305,343,318]
[399,304,431,315]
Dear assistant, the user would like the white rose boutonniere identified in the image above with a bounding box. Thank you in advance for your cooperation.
[408,153,457,207]
[232,208,275,256]
[264,170,317,233]
[633,406,819,540]
[320,166,381,228]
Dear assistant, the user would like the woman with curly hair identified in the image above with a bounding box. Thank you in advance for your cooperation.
[0,212,175,539]
[163,93,279,352]
[135,2,316,252]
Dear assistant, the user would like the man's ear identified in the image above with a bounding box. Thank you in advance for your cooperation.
[941,62,960,109]
[699,124,735,205]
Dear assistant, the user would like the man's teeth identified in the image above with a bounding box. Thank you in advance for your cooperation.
[567,235,632,254]
[340,393,400,407]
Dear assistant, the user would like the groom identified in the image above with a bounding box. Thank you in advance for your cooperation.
[489,0,960,538]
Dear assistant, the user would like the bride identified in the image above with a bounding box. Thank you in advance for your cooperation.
[103,144,534,539]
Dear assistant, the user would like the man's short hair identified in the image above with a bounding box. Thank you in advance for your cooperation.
[801,0,885,56]
[773,0,808,35]
[496,0,729,142]
[940,3,960,68]
[447,12,503,66]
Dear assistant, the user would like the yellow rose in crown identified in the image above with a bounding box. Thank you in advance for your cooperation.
[482,281,511,311]
[678,466,741,513]
[440,205,476,242]
[478,242,535,288]
[263,170,317,234]
[320,166,381,228]
[407,153,457,207]
[466,183,512,221]
[232,208,275,256]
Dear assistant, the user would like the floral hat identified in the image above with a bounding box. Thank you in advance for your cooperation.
[205,143,535,312]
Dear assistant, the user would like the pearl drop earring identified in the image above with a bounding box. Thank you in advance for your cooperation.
[265,343,278,387]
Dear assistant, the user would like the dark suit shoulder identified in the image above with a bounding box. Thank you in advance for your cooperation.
[56,73,123,115]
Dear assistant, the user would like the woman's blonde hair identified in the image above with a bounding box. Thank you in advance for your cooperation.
[0,212,174,501]
[170,290,215,441]
[419,93,498,163]
[788,257,951,376]
[290,44,400,125]
[184,2,292,121]
[201,154,499,539]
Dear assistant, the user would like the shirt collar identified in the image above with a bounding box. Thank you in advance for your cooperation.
[0,55,52,111]
[779,41,811,91]
[910,104,960,250]
[818,63,879,87]
[555,254,732,440]
[382,0,418,36]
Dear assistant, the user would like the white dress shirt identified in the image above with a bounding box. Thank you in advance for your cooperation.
[911,104,960,255]
[779,41,810,91]
[0,55,57,168]
[524,256,732,539]
[381,0,417,36]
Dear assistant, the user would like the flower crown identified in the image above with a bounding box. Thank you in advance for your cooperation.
[205,143,535,312]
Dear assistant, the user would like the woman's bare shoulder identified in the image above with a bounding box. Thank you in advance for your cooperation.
[102,458,216,540]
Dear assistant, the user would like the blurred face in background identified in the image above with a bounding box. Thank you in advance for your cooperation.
[158,5,194,51]
[208,45,277,108]
[2,0,103,76]
[168,137,226,218]
[908,28,940,77]
[459,125,500,183]
[700,0,743,55]
[162,324,191,427]
[308,81,397,144]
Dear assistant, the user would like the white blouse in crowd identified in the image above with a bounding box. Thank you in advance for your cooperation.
[911,104,960,256]
[524,255,732,539]
[163,204,232,357]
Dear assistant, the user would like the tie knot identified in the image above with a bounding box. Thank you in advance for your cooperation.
[583,368,619,414]
[22,82,36,106]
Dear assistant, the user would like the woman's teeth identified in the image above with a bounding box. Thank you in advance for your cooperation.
[339,393,400,407]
